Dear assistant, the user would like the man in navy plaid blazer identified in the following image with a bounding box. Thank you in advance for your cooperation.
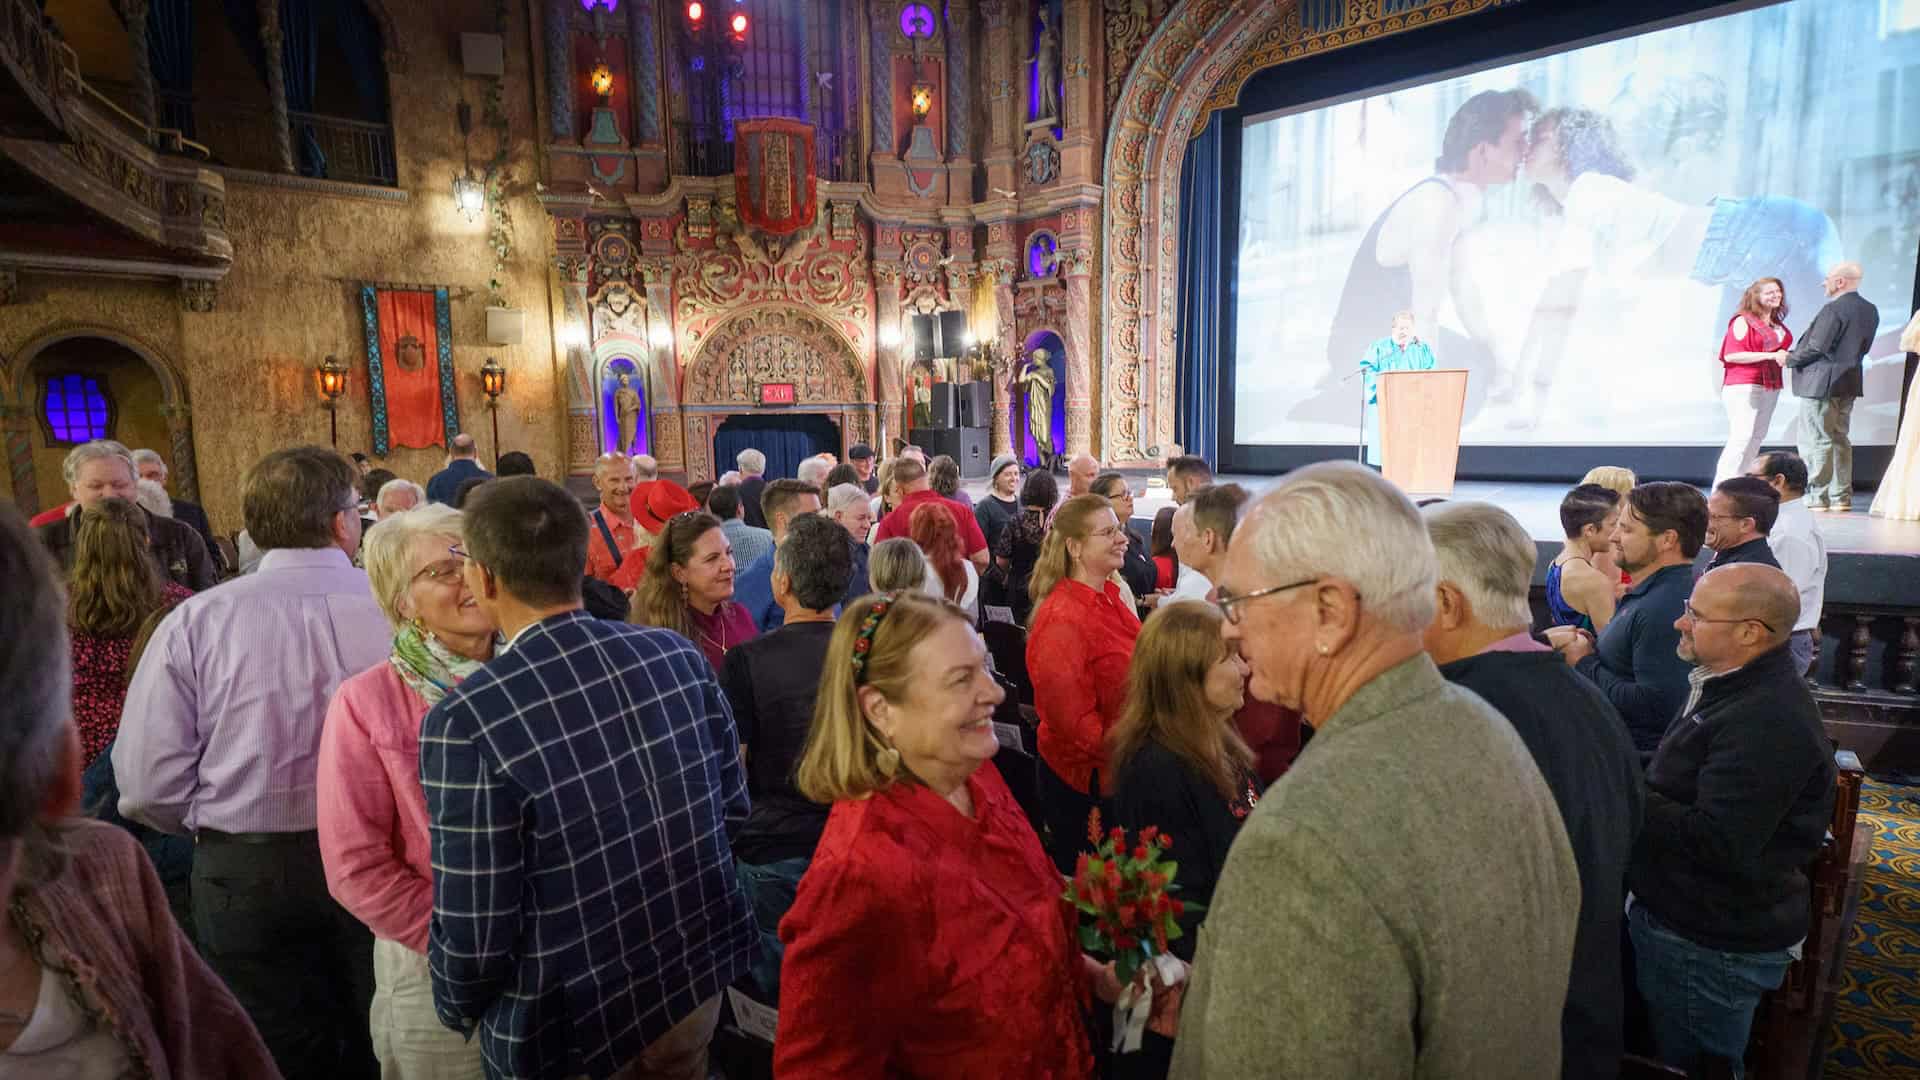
[421,477,756,1080]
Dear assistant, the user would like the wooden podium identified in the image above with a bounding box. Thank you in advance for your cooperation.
[1378,369,1468,495]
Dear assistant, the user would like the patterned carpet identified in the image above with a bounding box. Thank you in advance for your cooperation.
[1823,781,1920,1077]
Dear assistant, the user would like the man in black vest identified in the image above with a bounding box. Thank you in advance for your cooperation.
[1704,477,1782,572]
[1628,563,1834,1075]
[1784,261,1879,511]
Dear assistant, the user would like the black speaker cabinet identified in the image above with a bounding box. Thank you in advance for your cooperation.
[927,382,961,429]
[955,381,992,428]
[938,310,969,356]
[911,313,937,362]
[910,427,990,478]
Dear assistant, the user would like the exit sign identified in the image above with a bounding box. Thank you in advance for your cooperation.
[759,382,797,406]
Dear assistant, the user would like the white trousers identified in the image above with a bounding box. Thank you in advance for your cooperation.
[1716,384,1779,486]
[371,937,486,1080]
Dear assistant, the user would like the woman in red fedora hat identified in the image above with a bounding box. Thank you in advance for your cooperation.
[608,479,701,592]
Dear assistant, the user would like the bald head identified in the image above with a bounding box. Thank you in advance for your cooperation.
[1827,262,1863,296]
[1706,564,1799,644]
[1681,564,1799,673]
[1068,454,1100,496]
[450,433,478,459]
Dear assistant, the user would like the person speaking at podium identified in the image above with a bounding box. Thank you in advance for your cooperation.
[1360,312,1438,465]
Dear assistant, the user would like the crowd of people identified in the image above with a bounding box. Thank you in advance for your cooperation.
[0,430,1843,1080]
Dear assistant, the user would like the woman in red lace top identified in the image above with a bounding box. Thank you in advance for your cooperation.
[775,591,1095,1078]
[66,498,193,767]
[1026,494,1142,872]
[1714,277,1794,485]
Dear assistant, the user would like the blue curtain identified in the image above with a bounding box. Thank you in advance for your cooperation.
[218,0,269,86]
[330,0,386,123]
[712,415,842,484]
[1176,111,1224,464]
[147,0,195,137]
[279,0,325,175]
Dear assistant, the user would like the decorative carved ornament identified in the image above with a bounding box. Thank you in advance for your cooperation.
[673,208,873,354]
[1100,0,1503,462]
[682,307,869,406]
[179,280,216,312]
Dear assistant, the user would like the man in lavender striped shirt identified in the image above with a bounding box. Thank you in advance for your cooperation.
[115,445,389,1080]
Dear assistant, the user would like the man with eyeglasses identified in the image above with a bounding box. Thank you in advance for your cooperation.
[1704,476,1782,572]
[1627,563,1835,1077]
[116,445,390,1080]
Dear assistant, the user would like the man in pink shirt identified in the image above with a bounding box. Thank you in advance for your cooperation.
[871,456,988,571]
[115,446,390,1080]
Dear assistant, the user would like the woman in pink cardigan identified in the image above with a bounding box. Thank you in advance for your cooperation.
[318,503,496,1078]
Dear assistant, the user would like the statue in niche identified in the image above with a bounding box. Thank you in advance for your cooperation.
[613,372,642,454]
[1016,348,1058,470]
[1032,8,1061,123]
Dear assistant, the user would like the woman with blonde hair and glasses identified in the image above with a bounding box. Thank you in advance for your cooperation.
[317,503,493,1078]
[774,591,1094,1077]
[1026,493,1141,872]
[629,510,757,673]
[1108,601,1263,1076]
[66,497,194,768]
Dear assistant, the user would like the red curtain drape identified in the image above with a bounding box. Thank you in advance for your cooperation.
[376,289,444,449]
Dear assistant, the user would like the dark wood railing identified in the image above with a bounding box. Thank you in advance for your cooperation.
[290,111,398,186]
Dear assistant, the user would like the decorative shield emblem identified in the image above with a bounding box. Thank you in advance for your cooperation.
[735,118,817,236]
[394,334,426,372]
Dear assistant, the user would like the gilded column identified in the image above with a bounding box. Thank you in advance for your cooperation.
[980,259,1017,456]
[117,0,158,128]
[875,263,905,450]
[257,0,294,172]
[547,0,575,139]
[945,0,970,158]
[1061,247,1094,458]
[869,0,895,155]
[629,0,663,144]
[979,0,1017,193]
[641,259,683,473]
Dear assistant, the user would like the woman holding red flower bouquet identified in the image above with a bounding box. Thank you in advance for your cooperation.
[1105,602,1265,1077]
[774,591,1096,1078]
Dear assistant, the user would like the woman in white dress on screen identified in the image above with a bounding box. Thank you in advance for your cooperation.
[1869,311,1920,520]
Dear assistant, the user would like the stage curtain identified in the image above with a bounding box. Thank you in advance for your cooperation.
[377,290,444,450]
[146,0,196,137]
[279,0,326,176]
[712,415,840,483]
[218,0,270,89]
[330,0,387,123]
[1176,110,1224,464]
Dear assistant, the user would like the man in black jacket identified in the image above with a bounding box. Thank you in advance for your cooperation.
[1628,563,1835,1076]
[1784,262,1879,511]
[1423,502,1644,1080]
[1705,477,1781,572]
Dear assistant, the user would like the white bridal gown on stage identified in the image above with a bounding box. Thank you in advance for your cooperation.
[1870,312,1920,521]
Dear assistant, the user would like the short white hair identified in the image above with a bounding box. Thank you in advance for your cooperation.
[593,452,629,480]
[361,503,465,627]
[737,448,766,474]
[130,448,166,472]
[797,457,831,489]
[826,482,868,514]
[1422,501,1537,631]
[631,454,659,480]
[376,478,425,516]
[717,470,742,487]
[134,478,174,518]
[62,440,133,485]
[1241,461,1436,634]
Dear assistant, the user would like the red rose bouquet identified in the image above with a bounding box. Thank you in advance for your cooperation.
[1065,810,1197,1049]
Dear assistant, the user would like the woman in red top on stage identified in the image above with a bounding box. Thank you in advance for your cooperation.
[775,591,1095,1079]
[1714,277,1794,484]
[1025,493,1142,872]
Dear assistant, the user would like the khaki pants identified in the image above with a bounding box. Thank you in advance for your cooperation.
[371,937,486,1080]
[598,994,723,1080]
[1798,395,1856,507]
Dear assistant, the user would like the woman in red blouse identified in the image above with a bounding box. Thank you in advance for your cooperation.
[776,591,1095,1078]
[66,497,192,768]
[1714,277,1794,485]
[1025,493,1142,872]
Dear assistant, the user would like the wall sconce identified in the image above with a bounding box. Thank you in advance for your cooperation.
[590,61,614,98]
[453,102,486,222]
[316,353,349,447]
[480,356,507,467]
[910,82,935,119]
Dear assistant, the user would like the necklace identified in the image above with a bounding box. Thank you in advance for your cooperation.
[695,609,730,657]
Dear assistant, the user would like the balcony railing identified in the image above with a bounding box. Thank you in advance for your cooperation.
[290,111,397,187]
[671,122,860,184]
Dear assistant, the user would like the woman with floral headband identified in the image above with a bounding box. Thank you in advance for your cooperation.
[774,591,1097,1078]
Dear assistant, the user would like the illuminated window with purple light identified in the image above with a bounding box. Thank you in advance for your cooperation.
[899,3,935,38]
[579,0,619,12]
[41,373,111,443]
[1027,232,1058,278]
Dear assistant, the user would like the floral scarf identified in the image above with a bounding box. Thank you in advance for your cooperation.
[388,621,488,706]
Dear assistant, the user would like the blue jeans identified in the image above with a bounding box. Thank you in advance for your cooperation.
[1629,901,1794,1079]
[1694,196,1843,330]
[735,856,810,1004]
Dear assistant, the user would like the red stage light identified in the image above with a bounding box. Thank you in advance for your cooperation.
[730,12,748,34]
[687,1,702,22]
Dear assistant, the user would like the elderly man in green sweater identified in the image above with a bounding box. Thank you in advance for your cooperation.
[1173,461,1580,1080]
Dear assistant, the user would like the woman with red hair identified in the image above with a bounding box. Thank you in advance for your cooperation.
[908,501,978,621]
[1714,277,1794,484]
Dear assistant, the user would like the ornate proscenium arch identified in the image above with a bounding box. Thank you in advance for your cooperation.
[678,305,876,482]
[1098,0,1513,465]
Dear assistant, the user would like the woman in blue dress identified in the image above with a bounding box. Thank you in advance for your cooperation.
[1546,482,1622,633]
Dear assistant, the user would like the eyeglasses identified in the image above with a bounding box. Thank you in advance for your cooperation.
[1682,602,1774,634]
[1086,525,1126,540]
[449,544,471,562]
[1213,577,1322,625]
[410,558,466,586]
